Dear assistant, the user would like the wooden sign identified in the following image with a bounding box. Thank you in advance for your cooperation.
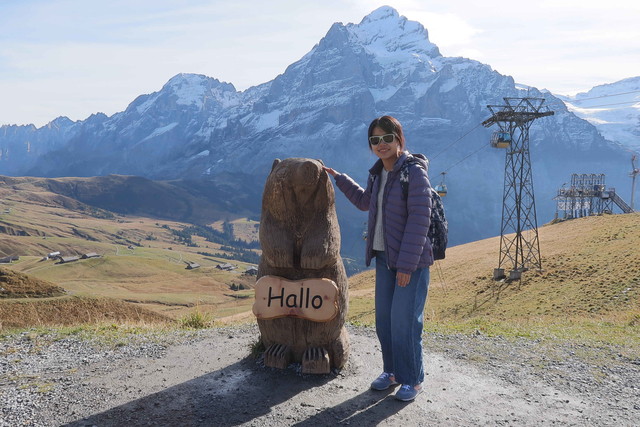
[252,276,339,322]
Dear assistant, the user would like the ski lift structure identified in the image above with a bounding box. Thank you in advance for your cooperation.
[482,97,554,281]
[434,172,448,197]
[630,154,639,211]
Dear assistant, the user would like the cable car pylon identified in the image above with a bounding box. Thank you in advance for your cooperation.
[630,154,639,212]
[482,97,554,280]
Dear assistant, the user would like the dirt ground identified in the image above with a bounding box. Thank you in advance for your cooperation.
[10,325,625,427]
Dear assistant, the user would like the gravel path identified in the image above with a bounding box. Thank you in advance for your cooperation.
[1,325,639,426]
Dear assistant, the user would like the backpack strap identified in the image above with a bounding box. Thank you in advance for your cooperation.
[368,172,377,191]
[400,154,426,199]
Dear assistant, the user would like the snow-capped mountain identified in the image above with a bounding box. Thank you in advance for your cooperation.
[554,77,640,152]
[1,6,635,251]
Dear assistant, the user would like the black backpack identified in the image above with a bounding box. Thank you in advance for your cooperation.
[399,154,448,260]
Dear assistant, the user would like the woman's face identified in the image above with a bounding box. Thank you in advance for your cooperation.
[370,126,401,162]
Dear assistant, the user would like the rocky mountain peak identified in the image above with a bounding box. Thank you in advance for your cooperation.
[0,123,37,132]
[269,6,443,107]
[347,6,440,62]
[360,5,399,22]
[164,73,237,98]
[167,73,238,107]
[131,73,241,116]
[46,116,76,130]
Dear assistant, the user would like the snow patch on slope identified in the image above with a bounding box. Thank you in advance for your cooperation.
[253,110,281,131]
[439,79,458,93]
[141,122,179,142]
[370,86,399,102]
[555,77,640,151]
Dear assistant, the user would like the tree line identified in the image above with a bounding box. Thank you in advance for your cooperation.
[163,222,261,250]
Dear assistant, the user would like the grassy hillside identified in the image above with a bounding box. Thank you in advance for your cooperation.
[0,173,262,225]
[2,172,639,347]
[0,267,65,298]
[0,296,172,329]
[349,213,640,344]
[0,179,261,324]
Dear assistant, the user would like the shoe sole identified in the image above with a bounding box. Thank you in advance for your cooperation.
[370,382,398,391]
[394,388,422,401]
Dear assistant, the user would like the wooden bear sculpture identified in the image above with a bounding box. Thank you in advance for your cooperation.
[255,158,349,374]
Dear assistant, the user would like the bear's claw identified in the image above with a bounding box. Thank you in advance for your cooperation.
[264,343,292,369]
[302,347,330,374]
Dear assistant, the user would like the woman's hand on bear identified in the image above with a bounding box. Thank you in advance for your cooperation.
[322,166,338,178]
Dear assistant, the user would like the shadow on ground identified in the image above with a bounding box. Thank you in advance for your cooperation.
[63,357,404,426]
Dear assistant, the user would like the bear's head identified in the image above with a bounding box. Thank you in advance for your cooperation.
[262,158,334,222]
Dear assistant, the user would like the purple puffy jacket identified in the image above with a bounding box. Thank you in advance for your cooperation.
[335,151,433,275]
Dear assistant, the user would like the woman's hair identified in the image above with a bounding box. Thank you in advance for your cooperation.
[367,115,405,151]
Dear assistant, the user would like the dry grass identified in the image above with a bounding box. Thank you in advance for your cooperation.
[209,218,260,243]
[427,214,640,319]
[0,296,172,329]
[178,306,215,329]
[0,182,259,324]
[2,177,639,346]
[347,213,640,345]
[0,267,65,298]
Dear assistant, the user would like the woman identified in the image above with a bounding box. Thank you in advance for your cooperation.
[323,115,433,402]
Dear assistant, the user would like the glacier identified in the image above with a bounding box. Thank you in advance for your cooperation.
[553,76,640,152]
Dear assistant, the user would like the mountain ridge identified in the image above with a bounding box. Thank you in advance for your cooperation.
[1,6,636,250]
[0,172,262,225]
[553,76,640,152]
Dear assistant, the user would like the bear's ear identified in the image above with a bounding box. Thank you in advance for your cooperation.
[316,159,325,166]
[271,159,281,172]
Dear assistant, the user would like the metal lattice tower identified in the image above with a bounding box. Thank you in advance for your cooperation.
[554,174,611,218]
[630,155,639,211]
[554,171,634,217]
[482,98,554,280]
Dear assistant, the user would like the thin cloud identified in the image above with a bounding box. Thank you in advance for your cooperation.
[0,0,638,126]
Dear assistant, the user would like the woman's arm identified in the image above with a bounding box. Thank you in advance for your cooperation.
[323,166,372,212]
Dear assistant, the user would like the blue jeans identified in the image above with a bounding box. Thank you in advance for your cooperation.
[375,251,430,386]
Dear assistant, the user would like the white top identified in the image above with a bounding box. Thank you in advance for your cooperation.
[372,169,388,251]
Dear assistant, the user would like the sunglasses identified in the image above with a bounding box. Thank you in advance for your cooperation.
[369,134,396,146]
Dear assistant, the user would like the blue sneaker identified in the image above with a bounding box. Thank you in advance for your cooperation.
[370,372,398,390]
[394,384,423,401]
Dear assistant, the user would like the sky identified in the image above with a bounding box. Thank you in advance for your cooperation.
[1,0,638,127]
